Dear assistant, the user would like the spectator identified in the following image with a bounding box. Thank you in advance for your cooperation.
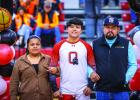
[19,0,39,17]
[35,1,61,47]
[79,0,85,8]
[14,6,34,47]
[85,0,103,38]
[92,16,137,100]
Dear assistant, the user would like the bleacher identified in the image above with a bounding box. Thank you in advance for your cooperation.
[60,0,134,43]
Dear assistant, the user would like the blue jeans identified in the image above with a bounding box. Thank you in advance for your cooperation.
[85,0,103,38]
[17,24,32,46]
[35,26,61,43]
[96,91,129,100]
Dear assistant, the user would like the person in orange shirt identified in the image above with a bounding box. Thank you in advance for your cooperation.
[14,6,34,47]
[19,0,39,16]
[35,1,61,47]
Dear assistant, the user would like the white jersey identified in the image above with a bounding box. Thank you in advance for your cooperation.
[51,39,95,95]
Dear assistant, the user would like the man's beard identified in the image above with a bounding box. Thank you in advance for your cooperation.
[105,32,117,40]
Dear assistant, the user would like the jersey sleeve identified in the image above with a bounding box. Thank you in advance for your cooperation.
[50,40,65,67]
[87,44,96,68]
[50,44,60,67]
[80,39,96,68]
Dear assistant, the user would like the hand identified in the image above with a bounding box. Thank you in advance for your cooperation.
[44,24,49,29]
[47,67,58,74]
[83,87,92,96]
[53,90,60,97]
[90,72,100,82]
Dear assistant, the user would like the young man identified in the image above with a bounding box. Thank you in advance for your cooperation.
[49,17,100,100]
[92,16,137,100]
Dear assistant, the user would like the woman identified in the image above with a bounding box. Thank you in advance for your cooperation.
[10,35,53,100]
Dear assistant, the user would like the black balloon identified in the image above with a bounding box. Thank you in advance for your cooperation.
[128,0,140,14]
[0,29,17,45]
[0,62,14,77]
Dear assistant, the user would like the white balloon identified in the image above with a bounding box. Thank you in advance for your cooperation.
[133,45,140,61]
[133,31,140,48]
[0,76,7,95]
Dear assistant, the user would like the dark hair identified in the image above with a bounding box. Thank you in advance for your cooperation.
[17,6,26,13]
[66,17,83,29]
[26,35,41,54]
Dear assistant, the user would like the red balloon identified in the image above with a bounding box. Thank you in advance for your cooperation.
[120,2,130,10]
[129,68,140,90]
[122,13,131,21]
[125,23,135,33]
[0,44,14,65]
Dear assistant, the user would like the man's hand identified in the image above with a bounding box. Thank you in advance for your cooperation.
[90,72,100,82]
[47,67,58,74]
[83,87,92,96]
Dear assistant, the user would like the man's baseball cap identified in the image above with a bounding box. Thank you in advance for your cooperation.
[103,16,119,27]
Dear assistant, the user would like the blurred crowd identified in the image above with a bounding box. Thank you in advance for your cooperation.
[11,0,63,48]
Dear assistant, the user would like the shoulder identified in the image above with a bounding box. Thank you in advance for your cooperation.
[118,36,129,45]
[16,54,26,61]
[14,54,26,66]
[79,39,91,47]
[53,39,66,49]
[92,37,103,45]
[119,36,129,42]
[44,54,51,60]
[79,39,93,50]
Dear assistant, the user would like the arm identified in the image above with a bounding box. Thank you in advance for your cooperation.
[87,66,94,89]
[87,42,100,82]
[126,42,137,83]
[36,12,46,28]
[48,43,60,74]
[49,12,59,28]
[10,62,20,100]
[83,66,94,96]
[49,73,59,92]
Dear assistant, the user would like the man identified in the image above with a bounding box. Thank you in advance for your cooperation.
[92,16,137,100]
[49,17,100,100]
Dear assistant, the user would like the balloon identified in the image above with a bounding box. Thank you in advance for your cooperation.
[0,76,7,95]
[122,13,131,21]
[120,2,130,10]
[133,31,140,48]
[129,68,140,90]
[0,62,14,77]
[0,29,17,45]
[125,23,135,33]
[128,26,140,39]
[0,44,14,65]
[0,77,10,99]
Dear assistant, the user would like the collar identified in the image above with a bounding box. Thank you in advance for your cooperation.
[100,35,121,46]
